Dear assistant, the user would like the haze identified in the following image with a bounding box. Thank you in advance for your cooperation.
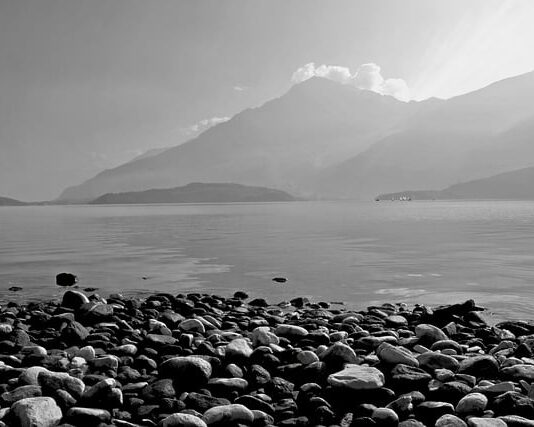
[1,0,534,200]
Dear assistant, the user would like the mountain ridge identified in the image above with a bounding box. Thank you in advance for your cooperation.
[59,71,534,202]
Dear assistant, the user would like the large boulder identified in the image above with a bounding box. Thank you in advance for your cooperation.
[11,396,63,427]
[327,364,385,390]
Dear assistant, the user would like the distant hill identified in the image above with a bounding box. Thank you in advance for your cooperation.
[90,182,298,204]
[376,166,534,200]
[0,196,27,206]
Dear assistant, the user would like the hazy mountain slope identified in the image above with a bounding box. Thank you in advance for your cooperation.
[441,166,534,199]
[377,166,534,200]
[90,182,296,204]
[317,71,534,199]
[59,78,422,201]
[60,71,534,202]
[0,196,26,206]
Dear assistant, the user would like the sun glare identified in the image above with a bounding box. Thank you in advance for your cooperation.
[412,1,534,100]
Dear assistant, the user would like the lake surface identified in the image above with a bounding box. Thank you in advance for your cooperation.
[1,201,534,321]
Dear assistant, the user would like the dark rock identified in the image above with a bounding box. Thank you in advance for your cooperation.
[56,272,78,287]
[141,378,175,402]
[61,290,90,310]
[458,355,499,378]
[390,364,432,392]
[184,392,231,412]
[493,391,534,418]
[414,401,454,425]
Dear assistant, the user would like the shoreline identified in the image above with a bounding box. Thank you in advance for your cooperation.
[0,291,533,426]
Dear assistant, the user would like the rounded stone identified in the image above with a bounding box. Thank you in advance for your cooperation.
[160,413,208,427]
[372,407,399,426]
[468,418,506,427]
[435,414,467,427]
[11,397,63,427]
[297,350,320,365]
[275,324,308,339]
[160,356,212,386]
[327,364,385,390]
[415,324,448,344]
[179,319,205,333]
[203,403,254,425]
[226,338,253,359]
[456,393,488,415]
[377,343,419,367]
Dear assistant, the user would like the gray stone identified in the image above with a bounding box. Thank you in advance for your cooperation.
[435,414,467,427]
[160,413,208,427]
[226,338,253,359]
[377,343,419,367]
[456,393,488,415]
[203,403,254,425]
[417,351,460,372]
[468,418,506,427]
[327,364,385,390]
[275,324,308,339]
[11,397,62,427]
[415,324,448,344]
[179,319,205,333]
[160,356,212,386]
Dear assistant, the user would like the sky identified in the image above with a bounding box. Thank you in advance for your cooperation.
[1,0,534,200]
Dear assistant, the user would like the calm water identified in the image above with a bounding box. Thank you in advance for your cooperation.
[1,201,534,321]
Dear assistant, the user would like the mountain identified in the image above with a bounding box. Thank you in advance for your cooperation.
[90,182,297,204]
[377,166,534,200]
[59,78,425,201]
[442,166,534,200]
[316,71,534,198]
[128,146,173,162]
[60,71,534,202]
[0,196,27,206]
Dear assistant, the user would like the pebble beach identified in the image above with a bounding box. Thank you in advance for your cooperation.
[1,289,534,427]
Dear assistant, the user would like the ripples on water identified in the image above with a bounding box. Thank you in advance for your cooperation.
[1,201,534,321]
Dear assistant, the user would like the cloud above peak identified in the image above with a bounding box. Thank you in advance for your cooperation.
[291,62,410,102]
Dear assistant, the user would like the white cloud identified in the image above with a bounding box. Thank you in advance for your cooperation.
[291,62,411,102]
[180,116,230,138]
[291,63,317,84]
[352,63,384,91]
[315,64,352,84]
[381,78,411,102]
[233,85,247,92]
